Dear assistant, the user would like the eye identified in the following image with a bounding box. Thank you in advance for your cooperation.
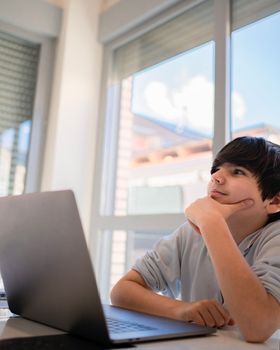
[233,167,246,175]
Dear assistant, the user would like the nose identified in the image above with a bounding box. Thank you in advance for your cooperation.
[211,169,225,184]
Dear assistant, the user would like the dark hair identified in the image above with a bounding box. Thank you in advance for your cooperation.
[212,136,280,223]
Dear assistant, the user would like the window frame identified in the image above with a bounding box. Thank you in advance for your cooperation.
[0,19,57,290]
[0,21,56,194]
[90,0,231,299]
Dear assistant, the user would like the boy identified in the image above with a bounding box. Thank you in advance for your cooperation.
[110,136,280,342]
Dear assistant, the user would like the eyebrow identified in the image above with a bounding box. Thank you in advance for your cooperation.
[229,164,255,176]
[218,163,253,173]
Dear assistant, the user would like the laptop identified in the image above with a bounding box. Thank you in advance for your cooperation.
[0,190,215,346]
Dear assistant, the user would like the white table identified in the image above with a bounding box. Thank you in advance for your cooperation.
[0,311,280,350]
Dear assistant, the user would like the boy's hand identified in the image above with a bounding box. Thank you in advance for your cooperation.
[184,196,253,234]
[177,299,234,328]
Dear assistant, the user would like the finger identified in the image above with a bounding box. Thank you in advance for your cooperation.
[185,310,205,326]
[207,302,229,327]
[189,312,207,326]
[211,301,233,326]
[198,308,217,327]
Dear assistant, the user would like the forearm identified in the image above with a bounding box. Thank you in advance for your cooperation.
[110,271,184,321]
[111,270,234,328]
[201,219,279,342]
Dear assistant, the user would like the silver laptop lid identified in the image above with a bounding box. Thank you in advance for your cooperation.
[0,190,112,345]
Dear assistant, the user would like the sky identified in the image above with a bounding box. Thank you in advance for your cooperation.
[132,11,280,135]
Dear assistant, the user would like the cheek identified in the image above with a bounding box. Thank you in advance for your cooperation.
[230,188,264,210]
[231,189,252,201]
[227,182,260,203]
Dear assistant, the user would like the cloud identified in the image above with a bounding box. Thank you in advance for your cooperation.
[232,91,246,120]
[143,76,246,132]
[144,81,180,121]
[172,75,214,131]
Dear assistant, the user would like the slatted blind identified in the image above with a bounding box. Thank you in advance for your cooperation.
[232,0,280,31]
[112,0,214,81]
[113,0,280,81]
[0,30,40,195]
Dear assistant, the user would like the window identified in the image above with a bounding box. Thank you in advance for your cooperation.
[0,30,41,291]
[115,43,214,217]
[93,0,280,301]
[94,0,215,300]
[0,24,56,293]
[0,30,40,196]
[231,9,280,142]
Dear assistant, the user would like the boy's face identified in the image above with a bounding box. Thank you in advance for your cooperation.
[207,162,270,218]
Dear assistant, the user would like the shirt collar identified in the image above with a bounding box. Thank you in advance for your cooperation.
[238,227,264,256]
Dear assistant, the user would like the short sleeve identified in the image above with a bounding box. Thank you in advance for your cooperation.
[133,224,187,298]
[251,230,280,303]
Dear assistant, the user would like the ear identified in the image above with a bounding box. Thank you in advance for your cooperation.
[266,193,280,214]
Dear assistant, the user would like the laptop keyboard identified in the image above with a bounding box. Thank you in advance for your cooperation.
[106,316,156,333]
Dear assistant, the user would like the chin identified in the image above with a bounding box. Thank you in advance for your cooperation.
[209,195,228,204]
[211,196,238,205]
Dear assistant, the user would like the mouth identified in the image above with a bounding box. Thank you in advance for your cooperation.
[209,189,227,198]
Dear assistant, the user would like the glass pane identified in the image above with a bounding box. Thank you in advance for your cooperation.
[114,43,214,216]
[231,11,280,142]
[0,121,32,196]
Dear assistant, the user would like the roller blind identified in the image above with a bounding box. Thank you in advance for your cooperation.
[113,0,280,81]
[232,0,280,31]
[113,0,214,80]
[0,30,40,195]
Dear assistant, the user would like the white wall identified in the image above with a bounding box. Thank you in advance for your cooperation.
[0,0,62,37]
[41,0,103,239]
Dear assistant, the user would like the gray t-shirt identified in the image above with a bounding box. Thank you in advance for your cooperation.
[133,220,280,304]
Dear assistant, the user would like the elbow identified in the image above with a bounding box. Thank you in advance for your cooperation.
[235,298,280,343]
[110,286,116,305]
[240,322,277,343]
[243,333,269,343]
[110,282,122,306]
[110,280,130,307]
